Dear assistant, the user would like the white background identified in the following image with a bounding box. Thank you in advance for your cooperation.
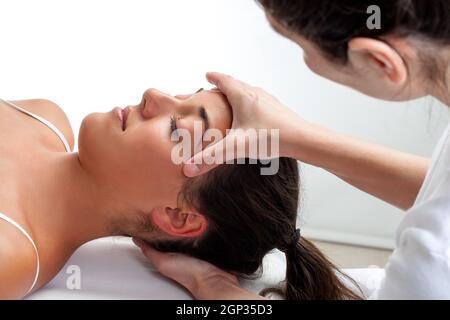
[1,0,448,249]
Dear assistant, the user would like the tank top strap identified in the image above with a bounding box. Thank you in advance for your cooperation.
[0,98,71,152]
[0,212,40,296]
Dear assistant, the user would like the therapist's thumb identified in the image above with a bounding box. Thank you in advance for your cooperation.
[183,136,234,177]
[206,72,245,99]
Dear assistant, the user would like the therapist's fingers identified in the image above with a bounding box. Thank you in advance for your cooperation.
[206,72,253,106]
[133,238,221,292]
[134,239,165,267]
[183,131,246,177]
[183,72,298,178]
[206,72,280,131]
[133,238,193,285]
[133,238,174,272]
[183,142,224,177]
[207,72,260,110]
[207,72,246,94]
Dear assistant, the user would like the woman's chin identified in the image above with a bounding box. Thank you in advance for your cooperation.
[78,112,119,163]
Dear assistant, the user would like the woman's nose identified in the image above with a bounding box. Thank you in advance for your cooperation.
[141,88,179,119]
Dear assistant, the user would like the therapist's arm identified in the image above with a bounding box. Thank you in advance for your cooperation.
[288,121,429,210]
[184,72,429,211]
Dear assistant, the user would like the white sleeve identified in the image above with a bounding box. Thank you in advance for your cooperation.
[370,179,450,299]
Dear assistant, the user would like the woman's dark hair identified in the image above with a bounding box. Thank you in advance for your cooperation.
[258,0,450,83]
[259,0,450,61]
[148,158,362,300]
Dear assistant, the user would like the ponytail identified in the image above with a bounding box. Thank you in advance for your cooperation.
[159,156,362,300]
[263,236,363,300]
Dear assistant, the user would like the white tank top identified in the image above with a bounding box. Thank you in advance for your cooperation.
[0,98,71,296]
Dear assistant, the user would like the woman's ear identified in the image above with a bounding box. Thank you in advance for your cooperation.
[150,207,208,238]
[347,37,408,85]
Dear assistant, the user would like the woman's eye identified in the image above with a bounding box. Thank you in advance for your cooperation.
[170,116,179,139]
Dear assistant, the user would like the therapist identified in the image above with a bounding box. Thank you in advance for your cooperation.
[133,0,450,299]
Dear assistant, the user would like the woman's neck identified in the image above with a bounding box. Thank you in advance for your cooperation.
[431,52,450,106]
[23,151,119,252]
[434,90,450,108]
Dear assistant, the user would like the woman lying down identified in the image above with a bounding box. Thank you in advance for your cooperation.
[0,89,362,300]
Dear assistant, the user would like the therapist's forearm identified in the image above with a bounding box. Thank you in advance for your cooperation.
[287,122,429,210]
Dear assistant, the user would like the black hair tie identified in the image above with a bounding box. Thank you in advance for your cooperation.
[293,228,301,244]
[280,228,301,253]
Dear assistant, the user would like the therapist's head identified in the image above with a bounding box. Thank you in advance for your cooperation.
[258,0,450,102]
[143,158,361,300]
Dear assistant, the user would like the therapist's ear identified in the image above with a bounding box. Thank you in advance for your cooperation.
[150,207,208,238]
[347,37,408,85]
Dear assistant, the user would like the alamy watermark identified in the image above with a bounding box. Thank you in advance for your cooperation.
[66,264,81,290]
[367,5,381,30]
[170,121,280,175]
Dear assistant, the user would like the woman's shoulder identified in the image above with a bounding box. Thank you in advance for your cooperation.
[0,217,39,299]
[9,99,75,152]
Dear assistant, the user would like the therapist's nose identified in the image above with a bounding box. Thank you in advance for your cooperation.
[141,88,180,119]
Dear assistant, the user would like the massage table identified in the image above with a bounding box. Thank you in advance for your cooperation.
[26,237,385,300]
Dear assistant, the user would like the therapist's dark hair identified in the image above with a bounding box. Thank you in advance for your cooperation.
[258,0,450,83]
[147,158,362,300]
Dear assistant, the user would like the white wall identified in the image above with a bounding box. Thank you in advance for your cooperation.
[1,0,448,249]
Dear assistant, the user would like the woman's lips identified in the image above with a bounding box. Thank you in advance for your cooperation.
[122,106,131,131]
[114,106,130,131]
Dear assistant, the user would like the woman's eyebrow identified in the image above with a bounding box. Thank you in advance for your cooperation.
[199,106,209,132]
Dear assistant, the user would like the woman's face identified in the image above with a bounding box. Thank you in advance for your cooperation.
[78,89,232,217]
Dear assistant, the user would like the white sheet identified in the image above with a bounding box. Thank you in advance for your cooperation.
[26,237,385,300]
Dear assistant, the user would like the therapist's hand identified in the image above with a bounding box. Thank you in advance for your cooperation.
[133,238,263,300]
[183,72,307,177]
